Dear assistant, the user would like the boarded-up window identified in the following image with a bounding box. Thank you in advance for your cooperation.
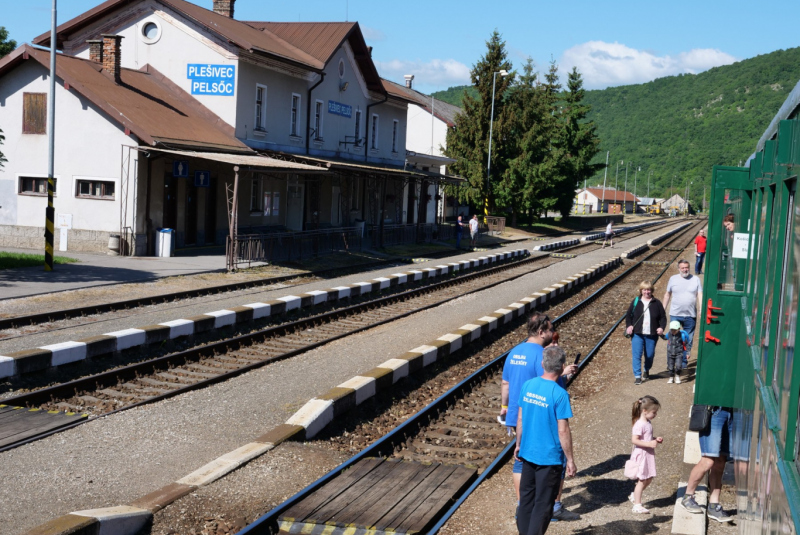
[23,93,47,134]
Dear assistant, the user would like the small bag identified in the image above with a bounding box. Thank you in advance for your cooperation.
[688,405,713,432]
[624,457,641,480]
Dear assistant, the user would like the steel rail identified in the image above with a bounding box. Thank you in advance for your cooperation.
[239,220,705,535]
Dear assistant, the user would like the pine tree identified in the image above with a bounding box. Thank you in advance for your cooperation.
[0,27,16,59]
[500,58,555,224]
[444,31,513,217]
[557,67,603,215]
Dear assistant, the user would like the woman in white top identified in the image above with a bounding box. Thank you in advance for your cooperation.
[625,281,667,385]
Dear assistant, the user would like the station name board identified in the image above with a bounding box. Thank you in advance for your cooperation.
[187,64,235,96]
[328,100,352,118]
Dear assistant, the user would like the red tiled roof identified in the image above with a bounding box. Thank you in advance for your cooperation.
[33,0,323,71]
[0,45,248,151]
[581,188,638,202]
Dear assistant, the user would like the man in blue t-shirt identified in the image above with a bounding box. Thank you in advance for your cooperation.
[515,346,577,535]
[501,313,577,520]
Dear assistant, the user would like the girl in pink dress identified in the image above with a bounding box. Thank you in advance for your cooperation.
[629,396,663,513]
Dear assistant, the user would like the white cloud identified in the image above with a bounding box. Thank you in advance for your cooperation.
[560,41,736,89]
[376,59,471,92]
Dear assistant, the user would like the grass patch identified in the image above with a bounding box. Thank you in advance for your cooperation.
[0,252,79,270]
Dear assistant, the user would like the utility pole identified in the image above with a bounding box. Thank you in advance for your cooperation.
[624,162,630,213]
[647,170,653,197]
[44,0,57,271]
[601,151,609,213]
[703,186,706,213]
[614,160,622,214]
[633,166,640,212]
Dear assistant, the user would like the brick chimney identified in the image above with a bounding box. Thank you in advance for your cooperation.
[101,34,123,83]
[404,75,414,89]
[87,40,103,63]
[213,0,235,18]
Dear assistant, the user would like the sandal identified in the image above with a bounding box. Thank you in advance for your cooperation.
[632,504,650,514]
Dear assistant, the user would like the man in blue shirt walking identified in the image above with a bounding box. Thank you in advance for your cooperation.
[515,346,577,535]
[501,314,578,521]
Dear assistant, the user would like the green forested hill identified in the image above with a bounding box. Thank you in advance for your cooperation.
[432,47,800,202]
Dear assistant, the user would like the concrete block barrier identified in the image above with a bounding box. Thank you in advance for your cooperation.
[621,243,649,259]
[581,220,663,241]
[1,249,528,380]
[647,222,691,246]
[532,238,580,251]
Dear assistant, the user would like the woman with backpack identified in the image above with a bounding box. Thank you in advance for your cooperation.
[625,282,667,385]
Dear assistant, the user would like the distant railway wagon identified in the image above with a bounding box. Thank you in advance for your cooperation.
[699,83,800,533]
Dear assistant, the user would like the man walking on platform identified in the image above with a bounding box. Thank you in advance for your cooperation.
[663,260,702,369]
[515,346,577,535]
[694,230,707,275]
[455,215,465,249]
[469,214,479,249]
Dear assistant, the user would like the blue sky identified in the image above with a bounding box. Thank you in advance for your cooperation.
[4,0,800,94]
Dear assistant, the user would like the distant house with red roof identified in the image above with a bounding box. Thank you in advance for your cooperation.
[575,187,638,214]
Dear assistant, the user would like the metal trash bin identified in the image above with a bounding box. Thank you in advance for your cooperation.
[354,220,365,237]
[155,228,174,257]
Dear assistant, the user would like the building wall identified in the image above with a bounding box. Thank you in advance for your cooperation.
[406,103,448,157]
[70,3,239,127]
[0,60,135,252]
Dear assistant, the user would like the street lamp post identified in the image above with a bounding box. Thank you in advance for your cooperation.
[486,69,508,223]
[633,166,640,213]
[647,170,653,197]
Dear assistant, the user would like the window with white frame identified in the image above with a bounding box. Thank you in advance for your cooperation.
[392,120,399,153]
[314,100,323,140]
[254,85,267,132]
[290,94,301,137]
[371,114,379,150]
[354,110,362,145]
[76,179,115,199]
[250,178,261,212]
[19,176,56,196]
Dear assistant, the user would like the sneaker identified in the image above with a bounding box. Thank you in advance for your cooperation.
[675,374,681,384]
[551,507,581,521]
[642,371,649,380]
[628,493,635,504]
[668,376,674,384]
[681,494,704,514]
[632,504,650,514]
[635,377,642,385]
[707,503,733,523]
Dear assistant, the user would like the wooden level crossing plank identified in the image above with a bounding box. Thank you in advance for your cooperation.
[279,458,476,535]
[0,406,87,448]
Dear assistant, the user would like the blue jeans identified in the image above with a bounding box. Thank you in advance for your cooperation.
[455,232,462,249]
[695,253,705,274]
[699,407,732,458]
[631,334,658,378]
[671,315,696,367]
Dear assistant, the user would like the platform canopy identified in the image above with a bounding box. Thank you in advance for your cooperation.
[145,148,329,173]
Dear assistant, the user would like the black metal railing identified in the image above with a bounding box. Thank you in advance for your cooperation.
[227,227,362,269]
[368,223,455,247]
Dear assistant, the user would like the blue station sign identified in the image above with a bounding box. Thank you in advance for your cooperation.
[327,100,352,118]
[187,64,235,96]
[194,171,211,188]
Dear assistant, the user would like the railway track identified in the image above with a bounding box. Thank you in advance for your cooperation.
[0,221,669,339]
[0,220,696,453]
[234,219,705,535]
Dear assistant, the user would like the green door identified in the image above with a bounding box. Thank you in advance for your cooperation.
[696,166,752,407]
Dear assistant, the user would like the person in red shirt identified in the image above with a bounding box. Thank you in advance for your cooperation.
[694,230,707,275]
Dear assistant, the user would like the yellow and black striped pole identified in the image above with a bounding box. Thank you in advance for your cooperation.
[44,0,57,271]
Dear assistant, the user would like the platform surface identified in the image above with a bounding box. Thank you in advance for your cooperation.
[279,458,476,535]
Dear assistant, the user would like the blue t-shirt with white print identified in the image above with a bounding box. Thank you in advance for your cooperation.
[502,342,565,428]
[518,376,573,466]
